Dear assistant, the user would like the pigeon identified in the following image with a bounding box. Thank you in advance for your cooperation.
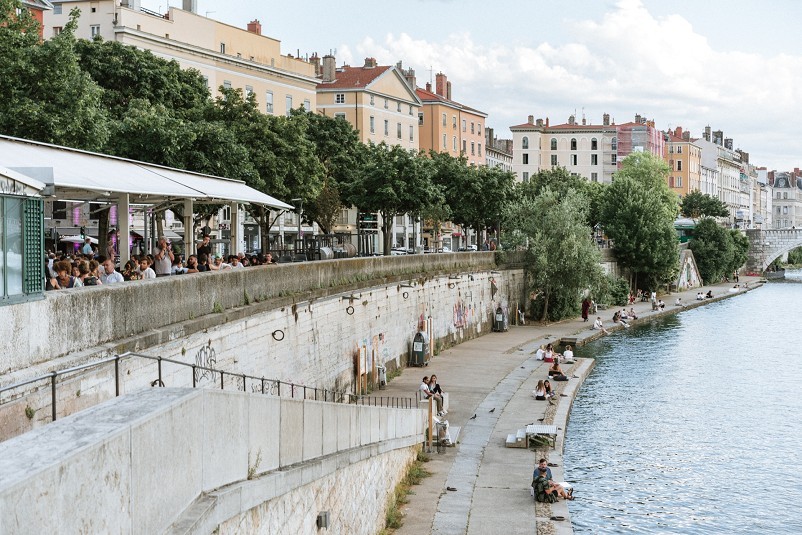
[489,408,496,413]
[469,414,477,420]
[537,417,545,422]
[447,486,457,491]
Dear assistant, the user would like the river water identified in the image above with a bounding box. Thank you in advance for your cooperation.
[565,274,802,534]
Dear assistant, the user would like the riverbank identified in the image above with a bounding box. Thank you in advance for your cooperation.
[374,275,763,535]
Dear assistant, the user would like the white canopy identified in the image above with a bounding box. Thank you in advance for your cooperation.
[0,135,293,209]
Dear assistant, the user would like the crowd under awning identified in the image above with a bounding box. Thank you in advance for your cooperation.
[0,135,294,264]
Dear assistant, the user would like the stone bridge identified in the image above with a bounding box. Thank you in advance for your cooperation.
[745,228,802,271]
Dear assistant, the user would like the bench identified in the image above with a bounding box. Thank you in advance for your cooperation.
[417,391,449,412]
[525,424,558,448]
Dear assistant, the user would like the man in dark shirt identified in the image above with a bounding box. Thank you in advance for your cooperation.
[197,235,212,259]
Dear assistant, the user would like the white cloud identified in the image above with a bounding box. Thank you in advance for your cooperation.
[337,0,802,169]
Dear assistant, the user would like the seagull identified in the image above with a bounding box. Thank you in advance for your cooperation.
[489,408,495,413]
[469,413,477,420]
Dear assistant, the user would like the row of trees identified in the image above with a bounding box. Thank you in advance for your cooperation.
[0,3,515,253]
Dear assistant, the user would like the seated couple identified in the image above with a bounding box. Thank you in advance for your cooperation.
[533,379,556,400]
[420,375,447,417]
[532,458,573,502]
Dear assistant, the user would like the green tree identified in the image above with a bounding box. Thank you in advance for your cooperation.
[0,5,108,149]
[727,229,749,274]
[599,152,678,291]
[343,143,442,255]
[517,167,606,227]
[787,246,802,265]
[504,188,603,322]
[680,190,730,219]
[688,218,733,283]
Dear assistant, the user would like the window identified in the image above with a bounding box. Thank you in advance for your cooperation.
[220,43,226,54]
[478,143,482,157]
[409,105,413,116]
[90,25,100,38]
[384,98,388,109]
[522,172,529,182]
[53,27,62,36]
[384,120,389,136]
[591,154,598,165]
[677,161,682,171]
[370,95,375,105]
[265,91,273,113]
[409,125,414,141]
[370,116,375,134]
[676,176,683,187]
[522,136,529,149]
[397,123,402,139]
[669,159,674,170]
[471,122,475,134]
[571,154,578,165]
[462,140,467,153]
[570,138,577,150]
[478,124,482,136]
[471,142,475,155]
[784,192,788,199]
[443,134,447,149]
[335,93,345,104]
[611,137,618,150]
[334,113,346,120]
[397,102,401,112]
[611,154,617,165]
[462,119,466,132]
[669,176,675,188]
[677,146,683,154]
[442,113,447,126]
[453,116,457,128]
[418,112,424,126]
[303,99,311,112]
[522,154,529,164]
[453,137,457,151]
[53,4,62,14]
[551,155,558,166]
[591,172,598,182]
[285,95,292,116]
[223,80,232,89]
[591,138,598,150]
[550,138,557,150]
[52,201,67,220]
[669,145,674,154]
[245,85,253,98]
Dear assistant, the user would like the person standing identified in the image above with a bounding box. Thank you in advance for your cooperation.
[152,236,174,277]
[81,237,95,257]
[581,297,591,322]
[100,257,124,284]
[197,234,212,259]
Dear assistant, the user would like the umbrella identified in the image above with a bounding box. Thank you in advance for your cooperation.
[59,235,98,244]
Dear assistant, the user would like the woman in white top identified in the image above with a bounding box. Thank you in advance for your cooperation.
[533,380,546,401]
[563,345,575,363]
[592,317,609,334]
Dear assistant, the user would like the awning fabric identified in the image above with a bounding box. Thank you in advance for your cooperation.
[0,135,292,210]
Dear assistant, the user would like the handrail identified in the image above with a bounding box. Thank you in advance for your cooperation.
[1,351,416,429]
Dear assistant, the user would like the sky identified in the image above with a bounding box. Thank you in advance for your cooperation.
[140,0,802,171]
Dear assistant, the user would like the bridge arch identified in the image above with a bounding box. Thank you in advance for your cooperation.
[745,229,802,272]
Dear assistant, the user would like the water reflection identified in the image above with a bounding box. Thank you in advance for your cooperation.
[565,277,802,534]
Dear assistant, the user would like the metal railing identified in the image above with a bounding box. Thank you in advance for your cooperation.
[0,351,416,428]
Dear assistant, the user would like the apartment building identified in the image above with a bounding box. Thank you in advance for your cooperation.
[769,170,802,229]
[416,72,487,167]
[316,56,422,253]
[485,128,513,172]
[664,126,702,197]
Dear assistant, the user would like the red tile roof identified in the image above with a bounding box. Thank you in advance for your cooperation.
[415,88,486,116]
[316,65,391,90]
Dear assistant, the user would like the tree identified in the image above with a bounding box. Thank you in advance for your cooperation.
[689,218,733,283]
[0,5,109,150]
[680,190,729,219]
[504,188,603,322]
[516,167,606,227]
[342,143,442,255]
[727,229,750,274]
[599,152,678,291]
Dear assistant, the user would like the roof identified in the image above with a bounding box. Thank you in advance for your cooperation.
[0,135,293,209]
[415,87,487,117]
[0,165,46,193]
[22,0,53,10]
[316,65,392,90]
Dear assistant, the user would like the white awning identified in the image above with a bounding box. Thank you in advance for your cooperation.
[0,165,46,194]
[0,135,293,210]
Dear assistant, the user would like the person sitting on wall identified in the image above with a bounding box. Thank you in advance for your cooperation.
[628,308,639,320]
[534,344,546,361]
[706,290,714,299]
[544,380,555,399]
[696,292,704,301]
[592,317,609,334]
[657,299,666,310]
[613,311,630,328]
[562,345,575,364]
[549,360,569,381]
[420,376,444,416]
[675,297,684,307]
[532,466,573,502]
[533,380,547,401]
[429,375,447,417]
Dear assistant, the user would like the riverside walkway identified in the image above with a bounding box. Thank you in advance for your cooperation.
[378,275,763,535]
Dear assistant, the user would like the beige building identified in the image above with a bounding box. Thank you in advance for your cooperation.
[664,127,702,198]
[44,0,318,116]
[316,56,422,253]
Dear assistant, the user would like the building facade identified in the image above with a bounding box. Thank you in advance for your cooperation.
[485,128,513,172]
[664,126,702,197]
[769,170,802,229]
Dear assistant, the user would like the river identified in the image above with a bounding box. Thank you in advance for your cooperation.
[565,274,802,534]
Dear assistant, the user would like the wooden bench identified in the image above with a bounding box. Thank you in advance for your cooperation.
[525,424,558,448]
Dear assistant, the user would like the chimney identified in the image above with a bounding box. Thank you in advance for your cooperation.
[246,19,261,35]
[322,55,336,83]
[582,117,586,125]
[674,126,683,138]
[485,127,494,143]
[603,113,610,126]
[309,53,321,76]
[635,114,642,124]
[527,115,534,125]
[425,82,432,92]
[704,125,711,141]
[363,57,377,68]
[182,0,197,13]
[545,117,549,127]
[568,115,575,125]
[713,130,723,145]
[121,0,141,8]
[435,72,447,97]
[536,118,543,127]
[446,81,452,100]
[724,138,733,150]
[403,68,416,90]
[682,131,690,141]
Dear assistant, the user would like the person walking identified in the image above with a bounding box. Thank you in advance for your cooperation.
[581,297,591,322]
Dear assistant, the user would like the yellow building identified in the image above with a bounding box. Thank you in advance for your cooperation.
[416,72,487,166]
[44,0,318,116]
[316,56,421,150]
[665,126,702,197]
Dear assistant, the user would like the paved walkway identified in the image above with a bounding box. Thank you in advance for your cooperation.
[376,276,763,535]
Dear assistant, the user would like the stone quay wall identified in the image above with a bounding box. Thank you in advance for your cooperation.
[0,388,424,534]
[1,255,525,441]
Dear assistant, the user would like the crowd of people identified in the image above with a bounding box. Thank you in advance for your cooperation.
[45,235,277,290]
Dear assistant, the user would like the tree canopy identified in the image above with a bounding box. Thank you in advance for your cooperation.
[680,190,730,219]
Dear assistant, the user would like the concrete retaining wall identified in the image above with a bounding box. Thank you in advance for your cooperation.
[1,253,499,376]
[0,388,424,534]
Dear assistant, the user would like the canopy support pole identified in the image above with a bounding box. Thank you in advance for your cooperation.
[230,202,240,256]
[118,193,130,266]
[183,198,194,256]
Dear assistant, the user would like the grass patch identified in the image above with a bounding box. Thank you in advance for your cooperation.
[381,449,432,533]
